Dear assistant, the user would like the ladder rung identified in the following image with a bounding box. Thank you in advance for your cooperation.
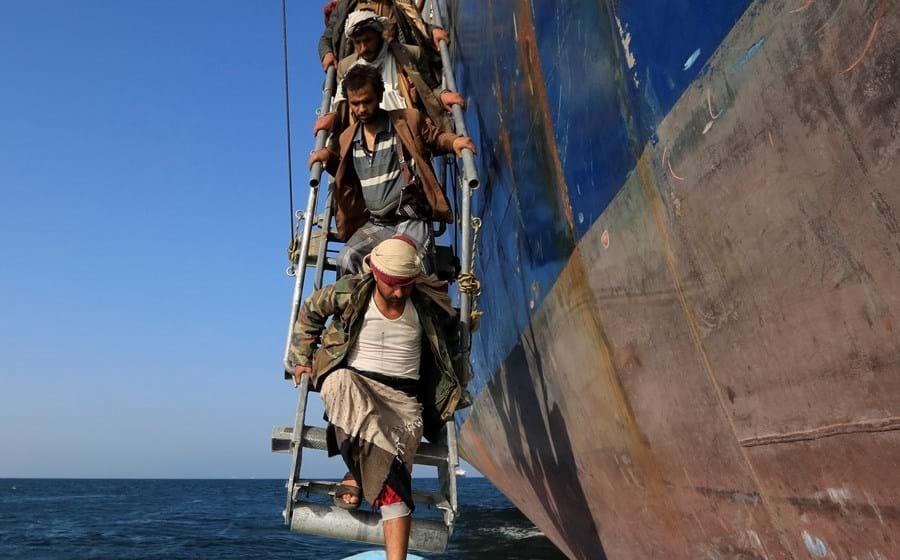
[289,499,449,553]
[272,426,449,466]
[303,254,338,271]
[302,230,339,267]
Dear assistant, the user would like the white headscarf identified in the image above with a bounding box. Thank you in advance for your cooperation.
[365,236,423,285]
[332,10,407,112]
[363,237,454,315]
[344,10,388,39]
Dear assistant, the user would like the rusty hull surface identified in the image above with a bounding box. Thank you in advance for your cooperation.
[452,0,900,558]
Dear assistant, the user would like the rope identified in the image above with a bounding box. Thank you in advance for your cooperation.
[281,0,297,252]
[287,236,299,265]
[457,217,482,326]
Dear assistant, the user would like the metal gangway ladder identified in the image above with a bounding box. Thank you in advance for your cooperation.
[270,0,480,553]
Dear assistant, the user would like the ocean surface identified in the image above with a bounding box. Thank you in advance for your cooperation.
[0,478,566,559]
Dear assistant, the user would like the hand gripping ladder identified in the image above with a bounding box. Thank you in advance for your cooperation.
[271,0,478,550]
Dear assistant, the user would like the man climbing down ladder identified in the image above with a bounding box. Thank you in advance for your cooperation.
[308,64,474,275]
[289,237,472,559]
[274,0,482,555]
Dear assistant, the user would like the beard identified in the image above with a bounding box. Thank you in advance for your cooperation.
[385,294,408,306]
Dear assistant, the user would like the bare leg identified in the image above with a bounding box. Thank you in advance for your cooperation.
[383,514,412,560]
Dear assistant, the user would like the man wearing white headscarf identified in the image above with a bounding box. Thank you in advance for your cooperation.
[333,11,409,112]
[290,236,471,560]
[318,0,448,71]
[317,9,463,136]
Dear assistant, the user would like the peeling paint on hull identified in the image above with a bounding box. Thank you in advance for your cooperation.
[450,0,900,558]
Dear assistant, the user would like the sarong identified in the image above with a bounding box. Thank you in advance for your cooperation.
[320,368,424,514]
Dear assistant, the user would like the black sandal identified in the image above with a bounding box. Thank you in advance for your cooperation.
[333,472,362,510]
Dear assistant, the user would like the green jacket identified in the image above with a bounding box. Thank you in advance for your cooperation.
[290,272,472,438]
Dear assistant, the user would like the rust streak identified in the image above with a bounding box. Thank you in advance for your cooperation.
[635,152,798,555]
[663,146,686,181]
[814,0,843,35]
[707,89,721,120]
[740,417,900,447]
[840,17,880,75]
[513,0,576,231]
[789,0,815,14]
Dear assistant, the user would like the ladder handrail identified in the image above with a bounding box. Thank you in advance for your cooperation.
[282,66,337,378]
[284,374,310,526]
[278,2,469,542]
[309,67,338,189]
[429,0,480,353]
[313,187,335,291]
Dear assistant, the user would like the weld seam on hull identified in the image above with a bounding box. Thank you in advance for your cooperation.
[740,417,900,447]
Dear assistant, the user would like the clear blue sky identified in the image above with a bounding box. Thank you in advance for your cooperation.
[0,0,475,479]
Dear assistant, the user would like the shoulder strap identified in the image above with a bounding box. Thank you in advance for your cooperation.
[389,41,443,117]
[391,120,417,185]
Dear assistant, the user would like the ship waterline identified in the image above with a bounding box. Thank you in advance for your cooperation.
[452,0,900,558]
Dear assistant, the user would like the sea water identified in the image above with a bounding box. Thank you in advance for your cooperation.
[0,478,565,559]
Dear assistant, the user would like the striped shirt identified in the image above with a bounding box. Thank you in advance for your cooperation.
[351,112,416,221]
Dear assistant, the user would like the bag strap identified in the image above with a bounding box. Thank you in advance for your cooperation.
[392,124,417,186]
[389,41,445,125]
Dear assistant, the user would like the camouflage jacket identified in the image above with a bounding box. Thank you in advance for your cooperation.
[290,272,472,435]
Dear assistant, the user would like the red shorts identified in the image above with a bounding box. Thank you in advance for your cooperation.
[373,483,404,507]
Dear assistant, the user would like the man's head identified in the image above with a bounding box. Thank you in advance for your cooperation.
[342,64,384,123]
[345,10,386,62]
[351,29,384,62]
[367,236,422,306]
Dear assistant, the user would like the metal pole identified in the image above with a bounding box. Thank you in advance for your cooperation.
[309,67,337,187]
[284,375,310,526]
[282,187,318,378]
[314,186,334,290]
[429,1,478,189]
[431,0,478,350]
[282,67,337,377]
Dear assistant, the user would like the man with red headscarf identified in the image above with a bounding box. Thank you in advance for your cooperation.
[290,236,471,560]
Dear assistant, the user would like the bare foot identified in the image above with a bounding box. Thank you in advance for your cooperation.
[338,478,360,505]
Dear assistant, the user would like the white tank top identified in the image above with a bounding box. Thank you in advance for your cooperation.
[346,296,422,380]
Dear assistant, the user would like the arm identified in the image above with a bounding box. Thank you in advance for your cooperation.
[407,45,441,91]
[318,33,335,71]
[408,44,462,111]
[319,1,347,71]
[418,111,457,155]
[325,105,346,159]
[289,284,339,368]
[430,25,450,49]
[393,0,447,48]
[308,143,341,176]
[418,113,474,157]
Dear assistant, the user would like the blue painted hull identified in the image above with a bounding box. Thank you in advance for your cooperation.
[451,0,900,558]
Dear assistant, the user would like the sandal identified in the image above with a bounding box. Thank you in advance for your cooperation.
[333,472,362,510]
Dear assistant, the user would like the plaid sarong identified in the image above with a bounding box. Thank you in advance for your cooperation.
[337,219,430,276]
[321,367,424,513]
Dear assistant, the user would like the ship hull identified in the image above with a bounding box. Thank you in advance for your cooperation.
[452,0,900,558]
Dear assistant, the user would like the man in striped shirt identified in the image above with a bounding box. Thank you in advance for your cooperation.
[309,64,475,275]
